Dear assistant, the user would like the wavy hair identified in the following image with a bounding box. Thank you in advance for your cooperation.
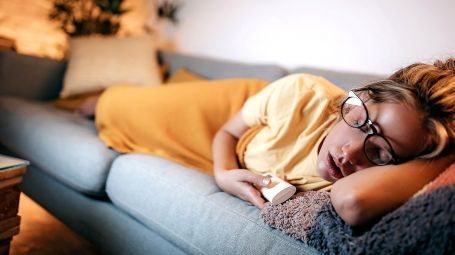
[353,58,455,159]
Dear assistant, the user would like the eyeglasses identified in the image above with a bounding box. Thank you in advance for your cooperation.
[341,91,400,166]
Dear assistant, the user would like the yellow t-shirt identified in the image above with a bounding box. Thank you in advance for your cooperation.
[240,74,346,191]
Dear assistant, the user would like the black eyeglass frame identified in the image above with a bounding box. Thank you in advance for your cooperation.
[340,91,401,166]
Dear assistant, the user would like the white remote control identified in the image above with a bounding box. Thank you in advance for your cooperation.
[260,174,296,205]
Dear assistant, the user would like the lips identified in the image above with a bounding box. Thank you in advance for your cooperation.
[326,153,344,180]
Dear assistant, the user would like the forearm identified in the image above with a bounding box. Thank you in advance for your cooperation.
[212,129,240,178]
[331,155,455,226]
[211,111,271,208]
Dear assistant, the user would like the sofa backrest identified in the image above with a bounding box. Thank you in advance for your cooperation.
[158,51,386,91]
[0,51,67,101]
[291,66,386,91]
[0,50,387,101]
[159,51,289,82]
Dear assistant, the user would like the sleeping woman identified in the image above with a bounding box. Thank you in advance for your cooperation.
[86,58,455,227]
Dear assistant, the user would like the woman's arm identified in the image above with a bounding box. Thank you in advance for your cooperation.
[331,154,455,226]
[212,111,271,208]
[213,111,248,172]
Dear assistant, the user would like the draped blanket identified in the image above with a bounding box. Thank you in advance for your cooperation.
[261,164,455,255]
[95,79,267,175]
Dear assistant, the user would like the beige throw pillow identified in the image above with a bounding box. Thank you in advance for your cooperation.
[60,35,161,98]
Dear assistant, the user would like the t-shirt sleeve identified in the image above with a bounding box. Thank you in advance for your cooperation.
[241,74,306,127]
[241,82,273,126]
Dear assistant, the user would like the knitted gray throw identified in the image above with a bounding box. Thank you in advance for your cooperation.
[261,185,455,255]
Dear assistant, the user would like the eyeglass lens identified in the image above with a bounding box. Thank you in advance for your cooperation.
[342,97,367,127]
[364,135,394,165]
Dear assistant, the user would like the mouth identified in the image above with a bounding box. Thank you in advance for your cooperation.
[326,153,344,180]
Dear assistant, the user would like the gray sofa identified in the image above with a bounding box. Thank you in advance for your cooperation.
[0,50,383,255]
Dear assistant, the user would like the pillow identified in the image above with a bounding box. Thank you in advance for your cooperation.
[415,161,455,195]
[165,68,206,84]
[60,35,161,98]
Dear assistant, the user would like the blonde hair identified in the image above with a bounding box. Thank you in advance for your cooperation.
[354,58,455,159]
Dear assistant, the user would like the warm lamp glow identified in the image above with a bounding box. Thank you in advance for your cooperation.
[0,0,67,59]
[0,0,152,59]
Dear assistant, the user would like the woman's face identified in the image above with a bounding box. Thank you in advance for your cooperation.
[317,101,429,182]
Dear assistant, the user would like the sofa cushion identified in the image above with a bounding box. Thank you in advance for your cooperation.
[106,153,321,255]
[159,51,289,82]
[0,96,118,195]
[0,51,66,101]
[291,66,386,91]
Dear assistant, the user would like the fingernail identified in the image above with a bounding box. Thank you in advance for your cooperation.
[262,176,271,186]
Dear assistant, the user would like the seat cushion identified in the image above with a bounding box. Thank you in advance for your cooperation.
[106,153,322,254]
[0,96,118,195]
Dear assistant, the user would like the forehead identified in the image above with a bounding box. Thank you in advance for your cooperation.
[366,102,427,159]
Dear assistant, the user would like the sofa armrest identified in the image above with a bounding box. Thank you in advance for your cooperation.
[0,51,67,101]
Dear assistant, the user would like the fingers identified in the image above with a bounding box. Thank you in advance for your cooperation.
[216,169,270,209]
[237,170,271,187]
[241,183,266,209]
[237,172,268,208]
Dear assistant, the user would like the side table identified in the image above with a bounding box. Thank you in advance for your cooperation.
[0,155,28,255]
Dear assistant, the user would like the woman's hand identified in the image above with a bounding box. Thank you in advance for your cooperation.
[215,169,271,209]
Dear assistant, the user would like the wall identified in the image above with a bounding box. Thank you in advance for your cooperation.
[1,0,453,75]
[172,0,455,75]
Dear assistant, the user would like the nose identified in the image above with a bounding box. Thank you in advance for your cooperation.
[340,139,367,171]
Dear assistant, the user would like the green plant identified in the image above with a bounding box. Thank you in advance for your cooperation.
[157,0,182,24]
[49,0,130,37]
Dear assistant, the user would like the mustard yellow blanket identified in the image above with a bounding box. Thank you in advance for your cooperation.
[95,79,267,175]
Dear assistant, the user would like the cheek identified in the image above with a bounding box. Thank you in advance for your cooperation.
[324,122,351,147]
[318,122,362,159]
[317,122,346,179]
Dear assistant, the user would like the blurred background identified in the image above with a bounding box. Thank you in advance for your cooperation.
[0,0,453,75]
